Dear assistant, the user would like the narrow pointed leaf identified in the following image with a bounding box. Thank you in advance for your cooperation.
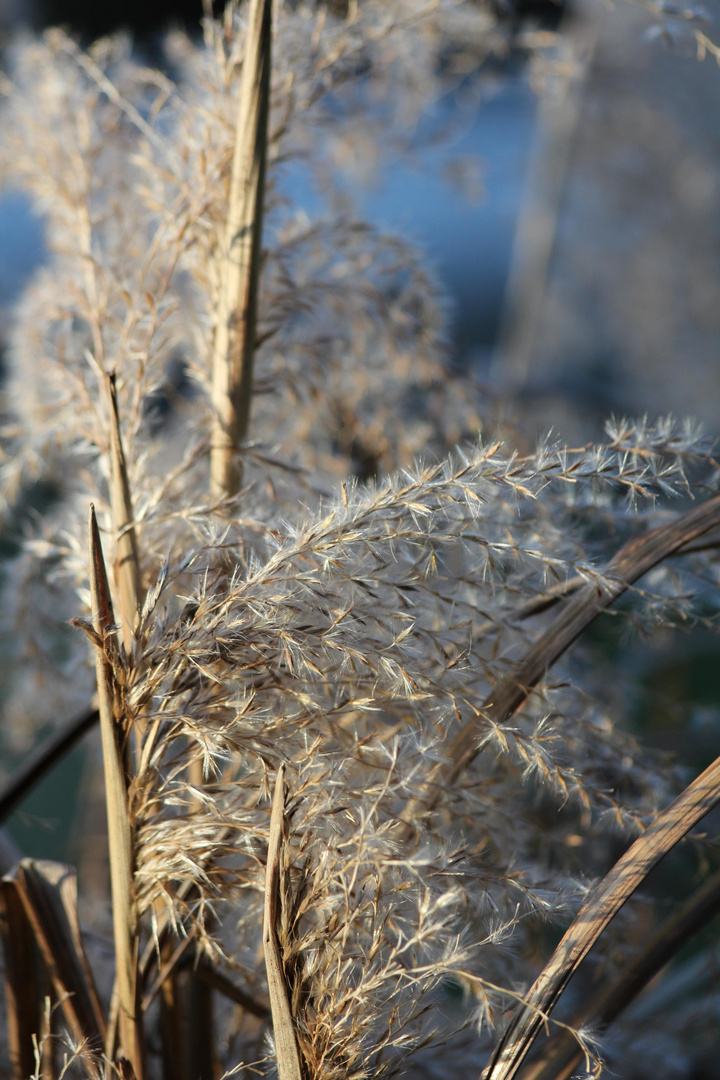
[88,506,144,1078]
[518,867,720,1080]
[445,491,720,795]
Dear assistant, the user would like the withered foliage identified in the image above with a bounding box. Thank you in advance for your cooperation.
[1,3,720,1079]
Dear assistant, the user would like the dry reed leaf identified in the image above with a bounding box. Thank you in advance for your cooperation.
[263,765,304,1080]
[88,506,144,1078]
[0,875,42,1080]
[519,865,720,1080]
[483,751,720,1080]
[3,860,105,1059]
[210,0,272,499]
[106,372,144,652]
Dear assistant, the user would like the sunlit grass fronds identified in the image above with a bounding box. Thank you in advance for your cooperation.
[114,428,717,1074]
[2,5,720,1079]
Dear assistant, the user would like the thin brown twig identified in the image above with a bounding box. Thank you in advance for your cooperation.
[0,710,98,827]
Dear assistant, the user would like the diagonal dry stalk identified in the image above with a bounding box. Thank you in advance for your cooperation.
[482,751,720,1080]
[210,0,272,499]
[441,490,720,804]
[82,506,144,1078]
[518,866,720,1080]
[263,765,304,1080]
[0,709,98,827]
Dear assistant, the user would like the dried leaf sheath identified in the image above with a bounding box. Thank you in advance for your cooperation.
[263,766,304,1080]
[107,372,143,652]
[87,506,144,1078]
[210,0,272,499]
[483,751,720,1080]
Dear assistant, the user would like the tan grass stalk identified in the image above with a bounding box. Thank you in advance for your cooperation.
[519,866,720,1080]
[106,372,144,653]
[210,0,272,500]
[85,506,144,1078]
[482,751,720,1080]
[263,765,304,1080]
[3,860,105,1061]
[0,875,41,1080]
[36,991,57,1080]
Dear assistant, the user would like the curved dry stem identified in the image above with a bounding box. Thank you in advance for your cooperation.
[483,752,720,1080]
[445,490,720,801]
[518,866,720,1080]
